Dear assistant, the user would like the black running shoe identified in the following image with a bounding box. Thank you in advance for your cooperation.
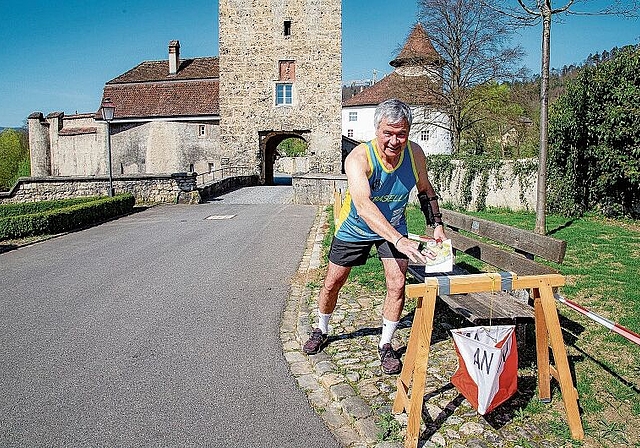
[378,343,402,374]
[303,328,328,354]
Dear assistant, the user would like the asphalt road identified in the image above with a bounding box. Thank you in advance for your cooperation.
[0,184,341,447]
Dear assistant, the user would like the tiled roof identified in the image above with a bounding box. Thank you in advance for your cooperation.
[342,72,441,107]
[108,57,219,83]
[343,24,444,109]
[99,81,219,119]
[390,24,443,68]
[98,56,220,119]
[59,127,97,136]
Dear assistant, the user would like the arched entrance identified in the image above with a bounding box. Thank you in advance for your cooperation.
[259,131,309,185]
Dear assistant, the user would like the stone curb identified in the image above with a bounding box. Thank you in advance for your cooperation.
[280,207,384,448]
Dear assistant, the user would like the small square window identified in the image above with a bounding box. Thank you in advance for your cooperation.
[347,129,354,138]
[420,130,430,141]
[349,112,357,122]
[276,83,293,105]
[198,125,206,137]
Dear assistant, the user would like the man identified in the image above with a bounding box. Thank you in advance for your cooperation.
[303,99,446,374]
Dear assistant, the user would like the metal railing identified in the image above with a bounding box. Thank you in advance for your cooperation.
[196,166,253,186]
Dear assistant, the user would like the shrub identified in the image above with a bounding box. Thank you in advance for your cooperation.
[548,46,640,218]
[0,197,100,218]
[0,194,135,240]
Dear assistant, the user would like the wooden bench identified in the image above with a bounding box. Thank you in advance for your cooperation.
[407,209,567,339]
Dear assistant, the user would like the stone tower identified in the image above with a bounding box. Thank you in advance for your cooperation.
[218,0,342,184]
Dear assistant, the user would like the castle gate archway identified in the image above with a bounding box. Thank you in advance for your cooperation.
[259,131,308,185]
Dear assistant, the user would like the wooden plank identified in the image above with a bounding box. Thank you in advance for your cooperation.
[440,291,534,323]
[449,230,559,275]
[442,209,567,263]
[407,288,437,448]
[538,283,584,440]
[534,291,551,402]
[405,273,565,298]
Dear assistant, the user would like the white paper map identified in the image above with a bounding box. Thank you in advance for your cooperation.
[423,238,454,273]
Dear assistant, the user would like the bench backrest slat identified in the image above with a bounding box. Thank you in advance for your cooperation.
[443,209,567,264]
[451,231,559,275]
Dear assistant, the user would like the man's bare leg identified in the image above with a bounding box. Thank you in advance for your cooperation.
[303,261,351,354]
[377,258,409,374]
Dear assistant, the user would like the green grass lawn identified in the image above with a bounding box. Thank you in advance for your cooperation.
[435,208,640,447]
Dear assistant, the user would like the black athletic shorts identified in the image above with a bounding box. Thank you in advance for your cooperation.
[328,236,408,267]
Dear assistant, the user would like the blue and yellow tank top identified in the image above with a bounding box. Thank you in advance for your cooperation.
[335,140,419,242]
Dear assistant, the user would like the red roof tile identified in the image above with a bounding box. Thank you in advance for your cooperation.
[108,57,219,83]
[342,72,441,107]
[99,80,219,119]
[98,56,220,119]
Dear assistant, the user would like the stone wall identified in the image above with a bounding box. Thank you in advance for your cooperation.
[199,175,259,200]
[432,159,538,212]
[293,160,538,209]
[218,0,343,179]
[28,112,222,178]
[292,173,348,205]
[0,173,201,205]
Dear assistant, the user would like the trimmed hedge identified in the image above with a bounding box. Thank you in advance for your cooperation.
[0,196,101,218]
[0,194,135,240]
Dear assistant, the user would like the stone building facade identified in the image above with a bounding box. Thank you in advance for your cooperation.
[27,2,343,186]
[29,43,222,180]
[218,0,343,183]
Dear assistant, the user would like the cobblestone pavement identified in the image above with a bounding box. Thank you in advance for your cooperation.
[281,208,572,448]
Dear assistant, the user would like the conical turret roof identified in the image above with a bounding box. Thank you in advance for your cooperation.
[390,23,443,68]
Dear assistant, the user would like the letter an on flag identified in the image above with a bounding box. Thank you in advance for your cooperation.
[450,325,518,415]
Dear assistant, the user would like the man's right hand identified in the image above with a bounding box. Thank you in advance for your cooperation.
[396,236,435,264]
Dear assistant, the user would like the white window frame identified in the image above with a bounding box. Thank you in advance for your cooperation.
[420,130,430,141]
[198,124,206,137]
[348,111,357,122]
[276,83,293,106]
[347,129,354,138]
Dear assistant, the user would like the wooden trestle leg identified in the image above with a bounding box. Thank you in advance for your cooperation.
[393,274,584,447]
[392,281,438,448]
[534,282,584,440]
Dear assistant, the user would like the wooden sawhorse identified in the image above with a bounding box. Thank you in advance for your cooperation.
[392,273,584,447]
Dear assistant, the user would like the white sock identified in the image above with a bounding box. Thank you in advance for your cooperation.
[318,312,332,334]
[379,317,399,349]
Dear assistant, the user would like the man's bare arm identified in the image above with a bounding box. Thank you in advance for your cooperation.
[411,142,446,240]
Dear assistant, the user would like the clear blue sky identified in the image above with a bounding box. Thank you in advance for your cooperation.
[0,0,637,128]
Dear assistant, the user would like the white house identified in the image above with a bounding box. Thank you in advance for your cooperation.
[341,24,452,155]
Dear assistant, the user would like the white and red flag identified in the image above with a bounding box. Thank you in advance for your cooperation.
[450,325,518,415]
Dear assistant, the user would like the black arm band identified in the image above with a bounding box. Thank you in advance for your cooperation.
[418,192,436,225]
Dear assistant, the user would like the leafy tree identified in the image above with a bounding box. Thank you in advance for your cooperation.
[493,0,639,233]
[462,82,534,157]
[0,128,30,190]
[548,47,640,218]
[416,0,525,154]
[277,137,307,157]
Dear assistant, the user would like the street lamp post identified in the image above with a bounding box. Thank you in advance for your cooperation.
[101,98,115,197]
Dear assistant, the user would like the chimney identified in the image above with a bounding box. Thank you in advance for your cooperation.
[169,40,180,75]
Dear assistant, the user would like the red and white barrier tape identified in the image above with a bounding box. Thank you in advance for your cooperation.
[554,293,640,347]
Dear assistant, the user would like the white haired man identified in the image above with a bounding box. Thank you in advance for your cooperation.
[303,98,446,374]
